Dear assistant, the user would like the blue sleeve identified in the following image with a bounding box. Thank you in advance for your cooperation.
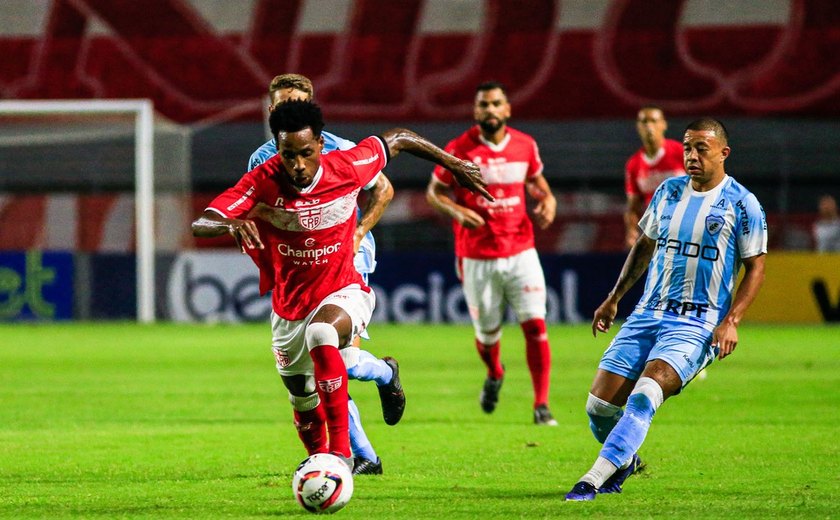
[248,140,276,171]
[322,131,356,153]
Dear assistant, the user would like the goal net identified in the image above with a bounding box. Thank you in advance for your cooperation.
[0,100,191,323]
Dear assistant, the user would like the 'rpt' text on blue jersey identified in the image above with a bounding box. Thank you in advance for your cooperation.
[636,175,767,331]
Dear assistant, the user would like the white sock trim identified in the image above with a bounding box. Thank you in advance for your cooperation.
[631,376,664,409]
[305,322,339,351]
[586,393,622,417]
[475,328,502,345]
[289,392,320,412]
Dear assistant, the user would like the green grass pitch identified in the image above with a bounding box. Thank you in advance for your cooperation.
[0,322,837,518]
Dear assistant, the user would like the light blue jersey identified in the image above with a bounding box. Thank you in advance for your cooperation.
[634,174,768,331]
[247,131,378,277]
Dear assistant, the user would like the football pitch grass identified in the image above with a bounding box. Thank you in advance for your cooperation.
[0,322,837,519]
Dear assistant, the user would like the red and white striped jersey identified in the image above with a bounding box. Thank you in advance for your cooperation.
[625,138,686,206]
[206,136,387,320]
[432,126,544,259]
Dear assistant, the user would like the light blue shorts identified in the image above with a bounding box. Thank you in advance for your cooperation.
[599,313,718,386]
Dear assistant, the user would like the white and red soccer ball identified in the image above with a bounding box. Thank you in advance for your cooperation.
[292,453,354,514]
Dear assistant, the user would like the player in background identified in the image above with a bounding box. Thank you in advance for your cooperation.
[248,74,399,475]
[426,81,558,425]
[624,106,686,249]
[194,100,491,472]
[565,118,767,501]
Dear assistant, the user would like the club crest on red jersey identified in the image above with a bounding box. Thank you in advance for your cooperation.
[318,376,343,393]
[299,208,322,230]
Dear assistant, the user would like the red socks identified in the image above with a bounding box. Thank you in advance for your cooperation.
[293,407,327,455]
[521,318,551,408]
[309,344,351,458]
[475,338,504,380]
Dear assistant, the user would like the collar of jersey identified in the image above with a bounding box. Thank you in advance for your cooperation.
[641,145,666,166]
[478,131,511,152]
[687,174,729,197]
[297,165,323,194]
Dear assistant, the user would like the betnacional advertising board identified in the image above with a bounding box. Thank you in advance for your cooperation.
[164,250,840,325]
[0,250,74,321]
[163,250,642,325]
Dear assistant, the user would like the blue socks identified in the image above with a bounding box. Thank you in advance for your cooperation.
[589,411,623,444]
[599,393,656,468]
[347,350,392,386]
[348,398,377,462]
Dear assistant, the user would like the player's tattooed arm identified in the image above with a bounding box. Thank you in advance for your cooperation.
[592,234,656,336]
[191,210,264,253]
[380,128,493,201]
[356,173,394,252]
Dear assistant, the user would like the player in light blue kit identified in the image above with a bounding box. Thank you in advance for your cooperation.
[565,118,767,500]
[250,74,405,475]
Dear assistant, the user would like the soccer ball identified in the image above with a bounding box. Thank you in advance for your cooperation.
[291,453,354,514]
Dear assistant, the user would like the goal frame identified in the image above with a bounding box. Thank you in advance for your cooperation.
[0,99,156,323]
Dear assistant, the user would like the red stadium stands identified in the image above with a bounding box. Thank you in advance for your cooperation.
[1,0,838,122]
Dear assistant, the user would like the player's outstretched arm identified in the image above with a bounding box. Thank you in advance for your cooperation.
[355,173,394,252]
[592,234,656,336]
[712,253,766,359]
[425,179,486,229]
[380,128,493,201]
[191,210,264,254]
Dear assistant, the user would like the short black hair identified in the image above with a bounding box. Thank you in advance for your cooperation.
[476,81,508,97]
[269,100,324,139]
[685,117,729,145]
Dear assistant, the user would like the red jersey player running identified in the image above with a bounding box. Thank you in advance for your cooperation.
[193,100,490,468]
[426,81,559,425]
[623,106,685,248]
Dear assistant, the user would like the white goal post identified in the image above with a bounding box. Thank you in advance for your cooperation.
[0,99,156,323]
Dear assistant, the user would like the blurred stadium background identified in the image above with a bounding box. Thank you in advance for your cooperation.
[1,0,838,324]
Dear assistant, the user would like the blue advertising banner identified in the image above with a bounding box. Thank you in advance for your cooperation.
[89,254,136,320]
[0,250,74,320]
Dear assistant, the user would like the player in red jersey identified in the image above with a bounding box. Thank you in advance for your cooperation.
[426,81,559,426]
[192,100,490,467]
[623,106,685,248]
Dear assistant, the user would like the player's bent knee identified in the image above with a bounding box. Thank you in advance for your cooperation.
[476,328,502,345]
[289,392,320,412]
[281,374,315,395]
[631,376,664,409]
[305,322,339,351]
[625,377,664,421]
